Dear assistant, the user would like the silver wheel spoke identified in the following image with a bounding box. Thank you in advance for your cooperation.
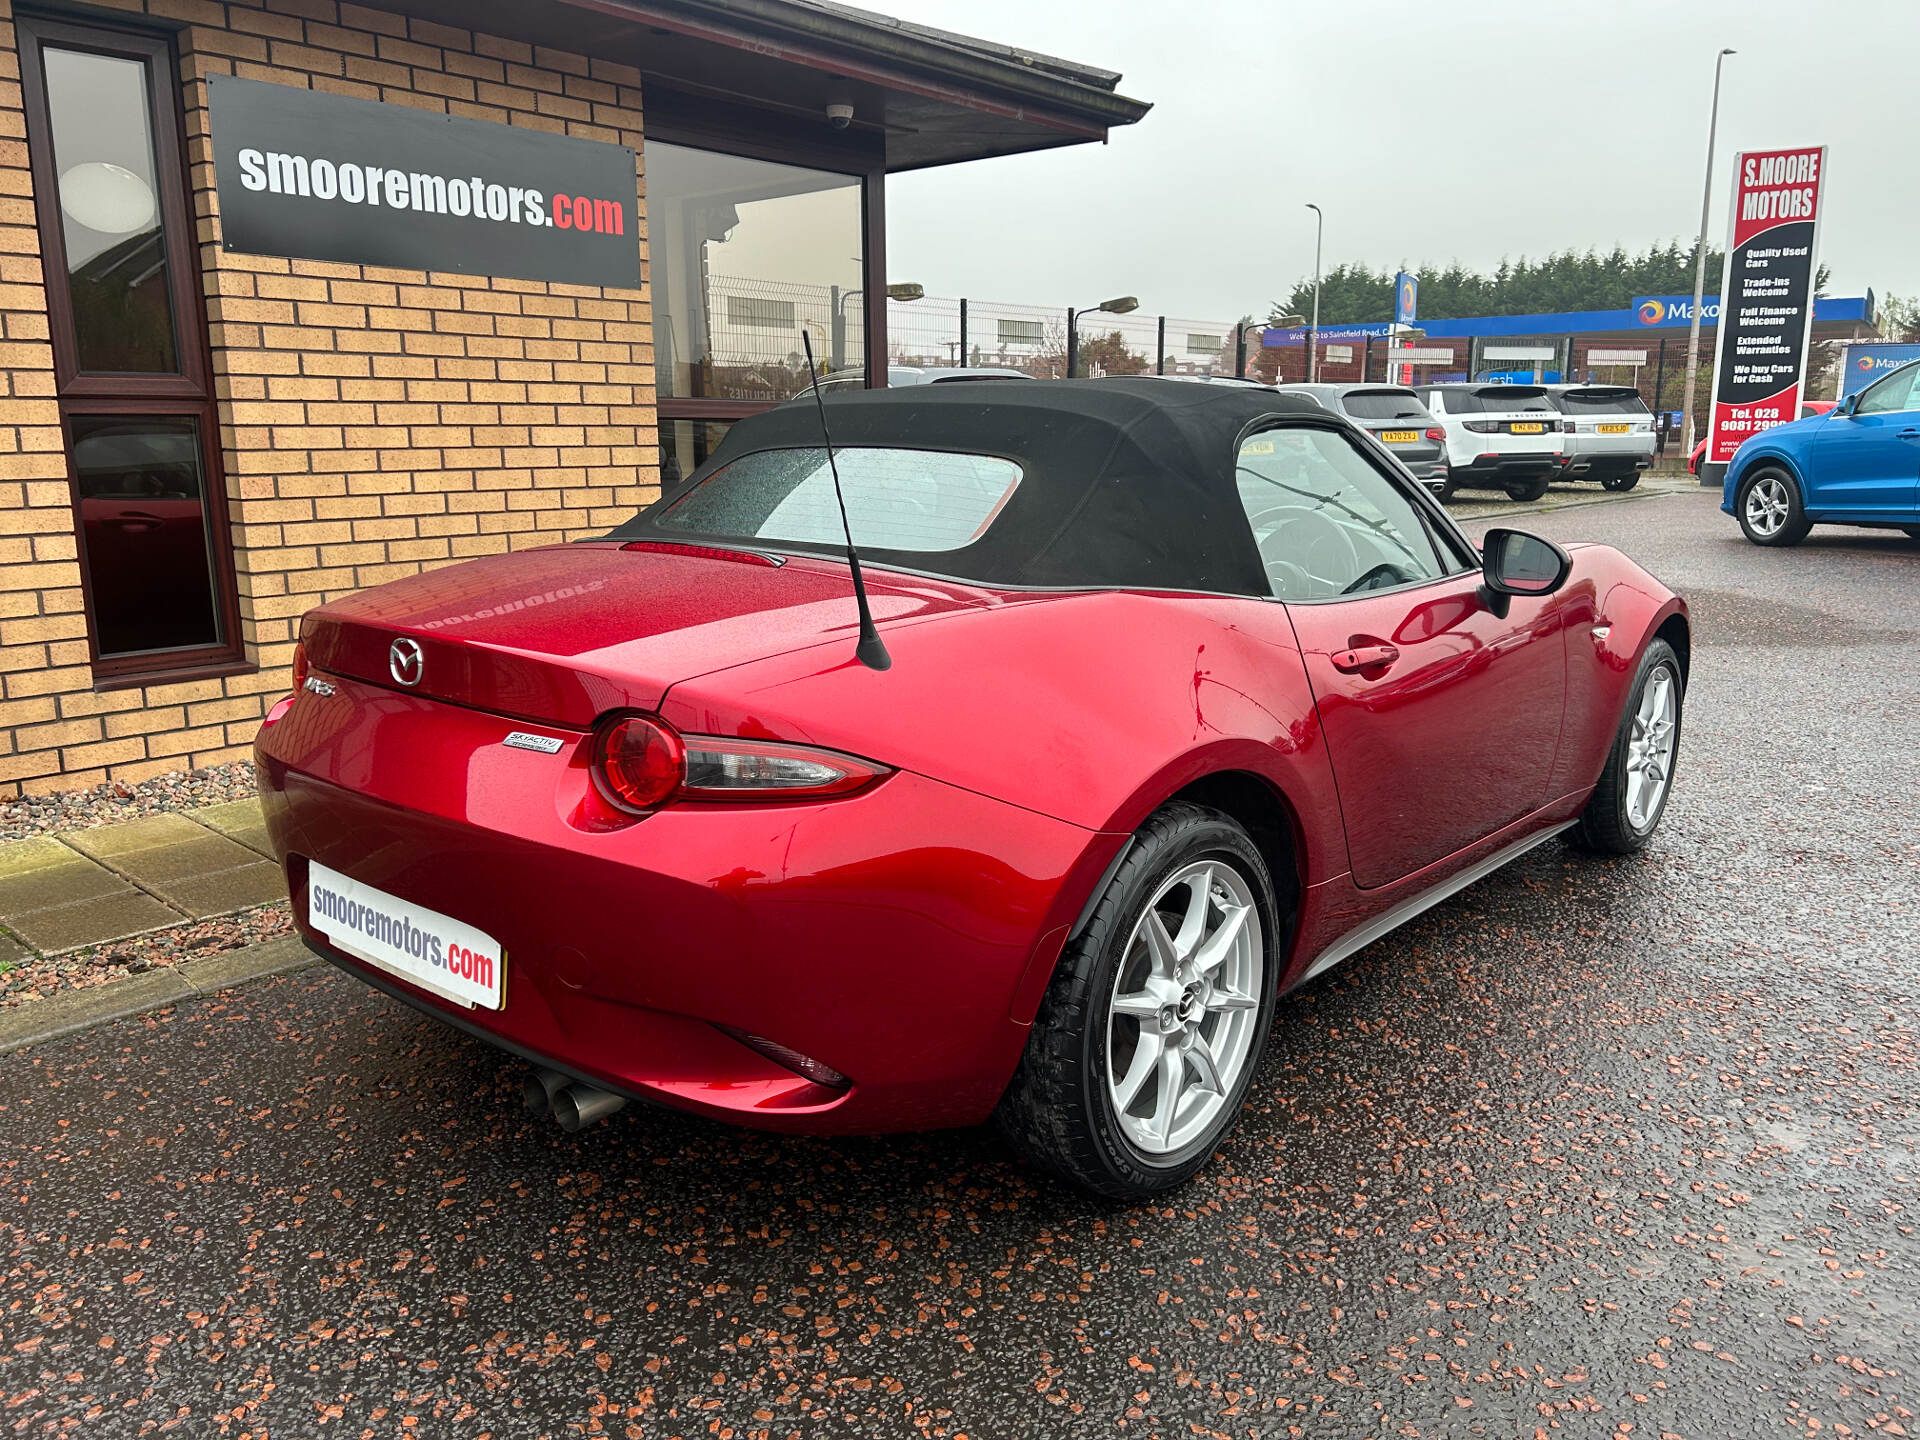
[1149,1047,1185,1146]
[1172,867,1212,959]
[1113,1033,1162,1110]
[1112,989,1161,1018]
[1185,1033,1224,1094]
[1192,902,1251,974]
[1208,985,1258,1011]
[1142,910,1179,977]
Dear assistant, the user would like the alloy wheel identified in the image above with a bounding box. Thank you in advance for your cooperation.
[1106,860,1263,1160]
[1625,664,1678,831]
[1744,475,1790,536]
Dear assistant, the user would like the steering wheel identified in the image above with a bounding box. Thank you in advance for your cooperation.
[1341,562,1412,595]
[1244,505,1360,598]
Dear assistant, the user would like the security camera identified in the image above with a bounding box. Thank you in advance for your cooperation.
[826,102,854,131]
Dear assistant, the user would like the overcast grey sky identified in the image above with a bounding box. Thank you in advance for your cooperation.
[883,0,1918,324]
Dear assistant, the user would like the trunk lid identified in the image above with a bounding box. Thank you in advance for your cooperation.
[301,542,994,728]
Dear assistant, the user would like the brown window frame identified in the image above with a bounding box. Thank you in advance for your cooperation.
[17,11,250,690]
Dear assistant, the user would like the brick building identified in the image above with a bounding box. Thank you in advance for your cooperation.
[0,0,1144,795]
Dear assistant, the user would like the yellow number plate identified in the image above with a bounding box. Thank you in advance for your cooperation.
[1379,430,1418,443]
[1596,423,1630,434]
[1510,422,1546,434]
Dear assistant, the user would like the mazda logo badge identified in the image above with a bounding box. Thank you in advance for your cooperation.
[389,637,424,687]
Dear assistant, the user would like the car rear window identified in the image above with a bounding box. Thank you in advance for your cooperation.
[1553,388,1650,415]
[655,446,1023,553]
[1444,387,1558,415]
[1339,388,1427,421]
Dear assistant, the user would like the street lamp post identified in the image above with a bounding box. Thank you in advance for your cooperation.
[1682,47,1735,483]
[1305,203,1324,382]
[831,282,926,377]
[1237,314,1303,379]
[1067,295,1139,378]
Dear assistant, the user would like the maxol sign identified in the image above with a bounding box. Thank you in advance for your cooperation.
[1838,343,1920,397]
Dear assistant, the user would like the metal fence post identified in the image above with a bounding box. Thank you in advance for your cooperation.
[958,298,968,368]
[1156,315,1166,375]
[1066,306,1078,379]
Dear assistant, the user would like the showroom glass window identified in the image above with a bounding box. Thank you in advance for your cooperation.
[646,137,870,486]
[18,16,245,685]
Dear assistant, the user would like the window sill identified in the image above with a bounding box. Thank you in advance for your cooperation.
[92,656,259,694]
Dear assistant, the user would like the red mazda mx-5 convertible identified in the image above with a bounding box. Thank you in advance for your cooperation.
[257,378,1688,1198]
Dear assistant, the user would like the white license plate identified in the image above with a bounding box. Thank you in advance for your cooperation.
[308,860,505,1010]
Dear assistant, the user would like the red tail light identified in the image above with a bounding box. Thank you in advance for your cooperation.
[291,639,309,692]
[590,714,889,814]
[1424,426,1446,442]
[592,714,685,812]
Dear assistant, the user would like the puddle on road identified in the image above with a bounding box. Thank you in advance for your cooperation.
[1681,588,1914,648]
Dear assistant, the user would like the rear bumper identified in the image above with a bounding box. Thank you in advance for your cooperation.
[256,673,1103,1134]
[1563,438,1656,475]
[1449,452,1563,485]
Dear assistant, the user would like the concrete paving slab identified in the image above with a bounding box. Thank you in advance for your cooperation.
[64,812,207,859]
[189,799,274,857]
[151,862,287,918]
[0,836,76,878]
[0,856,127,914]
[104,832,261,886]
[180,936,314,994]
[8,890,183,953]
[0,929,25,967]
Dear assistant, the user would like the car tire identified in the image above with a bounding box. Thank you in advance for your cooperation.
[996,803,1280,1199]
[1505,477,1551,502]
[1601,472,1641,492]
[1901,525,1920,542]
[1736,467,1812,546]
[1435,469,1460,502]
[1569,638,1684,856]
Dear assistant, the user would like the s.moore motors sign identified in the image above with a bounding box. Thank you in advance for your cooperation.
[209,75,640,288]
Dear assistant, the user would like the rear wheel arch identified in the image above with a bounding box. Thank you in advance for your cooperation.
[1653,612,1690,683]
[1160,771,1304,935]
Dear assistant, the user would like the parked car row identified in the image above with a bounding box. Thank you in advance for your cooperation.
[1281,381,1655,502]
[797,370,1662,505]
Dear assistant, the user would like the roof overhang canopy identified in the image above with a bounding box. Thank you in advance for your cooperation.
[381,0,1151,170]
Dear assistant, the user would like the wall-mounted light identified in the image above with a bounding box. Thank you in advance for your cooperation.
[60,162,155,235]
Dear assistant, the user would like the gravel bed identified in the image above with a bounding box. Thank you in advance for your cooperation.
[0,900,291,1009]
[0,761,257,843]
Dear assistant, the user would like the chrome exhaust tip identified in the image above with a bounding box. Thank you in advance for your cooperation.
[522,1066,571,1115]
[554,1084,628,1132]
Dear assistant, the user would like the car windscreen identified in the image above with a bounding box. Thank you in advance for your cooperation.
[1553,388,1650,415]
[1338,389,1428,421]
[1445,387,1558,414]
[651,446,1024,553]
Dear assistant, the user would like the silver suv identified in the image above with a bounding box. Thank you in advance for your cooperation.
[1280,383,1448,493]
[1547,384,1656,492]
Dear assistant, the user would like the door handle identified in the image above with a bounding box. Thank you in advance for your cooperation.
[1898,428,1920,438]
[1331,642,1399,673]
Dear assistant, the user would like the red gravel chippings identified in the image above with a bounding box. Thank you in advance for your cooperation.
[0,762,257,843]
[0,492,1915,1439]
[0,903,292,1010]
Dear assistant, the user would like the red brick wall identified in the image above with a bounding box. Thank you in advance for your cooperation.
[0,0,658,796]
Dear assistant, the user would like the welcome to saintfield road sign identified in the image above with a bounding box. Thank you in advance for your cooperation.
[209,75,640,289]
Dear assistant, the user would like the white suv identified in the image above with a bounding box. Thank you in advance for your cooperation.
[1546,384,1656,492]
[1418,384,1568,501]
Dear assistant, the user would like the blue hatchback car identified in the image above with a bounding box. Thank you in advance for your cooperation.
[1723,358,1920,546]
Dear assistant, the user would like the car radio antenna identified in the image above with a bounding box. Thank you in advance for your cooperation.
[800,330,891,672]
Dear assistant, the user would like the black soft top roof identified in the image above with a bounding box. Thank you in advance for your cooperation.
[611,378,1325,594]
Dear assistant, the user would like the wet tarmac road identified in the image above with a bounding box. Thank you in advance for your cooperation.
[3,489,1917,1439]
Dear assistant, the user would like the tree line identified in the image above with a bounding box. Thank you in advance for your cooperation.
[1274,242,1732,325]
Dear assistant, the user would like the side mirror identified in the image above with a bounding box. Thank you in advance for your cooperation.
[1836,392,1859,416]
[1478,528,1571,619]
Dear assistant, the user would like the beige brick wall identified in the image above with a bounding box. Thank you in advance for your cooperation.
[0,0,658,797]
